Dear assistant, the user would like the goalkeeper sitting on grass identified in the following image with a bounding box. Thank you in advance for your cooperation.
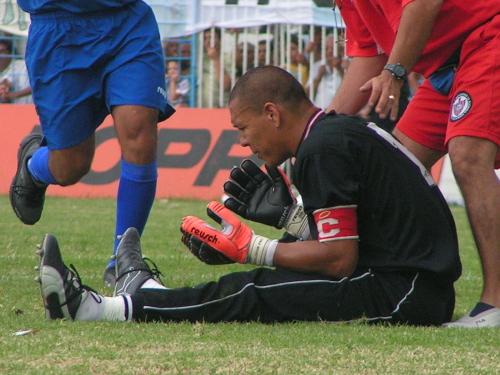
[37,66,466,326]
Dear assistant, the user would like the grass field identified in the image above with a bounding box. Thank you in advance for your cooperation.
[0,195,498,374]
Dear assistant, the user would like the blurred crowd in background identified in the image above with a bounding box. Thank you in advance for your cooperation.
[162,25,349,110]
[1,25,422,117]
[0,33,31,104]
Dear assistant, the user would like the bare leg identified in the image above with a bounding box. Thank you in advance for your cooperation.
[393,128,444,170]
[49,135,95,185]
[448,136,500,307]
[112,105,158,164]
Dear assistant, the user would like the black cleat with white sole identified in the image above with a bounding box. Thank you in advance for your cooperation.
[10,134,48,225]
[37,234,100,320]
[114,227,164,296]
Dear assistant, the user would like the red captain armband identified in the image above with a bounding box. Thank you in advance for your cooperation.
[313,205,359,242]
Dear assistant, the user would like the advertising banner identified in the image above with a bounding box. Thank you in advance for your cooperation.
[1,104,484,204]
[0,104,256,200]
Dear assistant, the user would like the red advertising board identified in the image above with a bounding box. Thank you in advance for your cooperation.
[1,104,447,201]
[0,104,256,200]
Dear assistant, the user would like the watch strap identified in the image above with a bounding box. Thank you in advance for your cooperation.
[383,63,407,80]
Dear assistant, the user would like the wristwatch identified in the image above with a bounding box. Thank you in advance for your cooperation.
[383,63,407,80]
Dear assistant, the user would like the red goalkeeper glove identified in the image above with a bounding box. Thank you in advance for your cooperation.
[180,201,277,265]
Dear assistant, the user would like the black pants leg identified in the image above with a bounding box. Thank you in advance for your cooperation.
[130,268,454,326]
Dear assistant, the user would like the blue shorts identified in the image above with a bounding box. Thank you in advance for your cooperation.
[26,1,174,150]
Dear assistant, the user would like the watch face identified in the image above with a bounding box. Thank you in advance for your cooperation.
[386,64,406,79]
[393,65,405,77]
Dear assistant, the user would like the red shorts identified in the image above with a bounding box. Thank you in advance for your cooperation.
[397,15,500,168]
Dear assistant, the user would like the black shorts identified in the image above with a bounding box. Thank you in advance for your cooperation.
[131,267,455,326]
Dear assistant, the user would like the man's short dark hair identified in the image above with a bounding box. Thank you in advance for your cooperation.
[229,66,310,112]
[0,38,13,53]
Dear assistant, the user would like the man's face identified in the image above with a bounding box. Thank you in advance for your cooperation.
[325,38,334,58]
[258,44,266,66]
[290,43,299,64]
[204,30,220,50]
[326,38,342,66]
[180,43,191,57]
[236,44,255,68]
[229,98,284,166]
[167,61,179,76]
[164,41,178,57]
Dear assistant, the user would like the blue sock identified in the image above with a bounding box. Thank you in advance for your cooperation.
[109,159,157,268]
[27,147,57,185]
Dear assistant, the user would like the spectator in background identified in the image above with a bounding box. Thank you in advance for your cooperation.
[288,35,309,87]
[305,26,322,64]
[163,40,179,59]
[235,41,255,78]
[309,35,343,110]
[165,60,189,108]
[179,41,191,76]
[257,40,273,67]
[0,38,32,104]
[201,28,231,107]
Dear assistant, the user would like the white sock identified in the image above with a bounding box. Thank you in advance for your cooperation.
[141,278,167,290]
[102,296,129,321]
[75,292,129,321]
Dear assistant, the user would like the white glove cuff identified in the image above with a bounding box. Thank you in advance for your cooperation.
[247,235,278,266]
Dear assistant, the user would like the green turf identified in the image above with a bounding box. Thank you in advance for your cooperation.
[0,195,498,374]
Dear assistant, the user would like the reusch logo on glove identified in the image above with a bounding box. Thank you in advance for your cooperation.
[191,228,219,244]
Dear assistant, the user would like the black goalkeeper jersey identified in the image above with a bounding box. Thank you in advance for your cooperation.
[293,113,461,281]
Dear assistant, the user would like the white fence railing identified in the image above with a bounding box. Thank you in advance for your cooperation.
[1,1,345,108]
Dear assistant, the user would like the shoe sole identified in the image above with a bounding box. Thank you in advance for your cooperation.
[443,317,500,328]
[36,236,70,320]
[103,266,117,289]
[443,309,500,328]
[9,135,42,225]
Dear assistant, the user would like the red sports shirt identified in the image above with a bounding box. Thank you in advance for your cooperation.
[340,0,500,76]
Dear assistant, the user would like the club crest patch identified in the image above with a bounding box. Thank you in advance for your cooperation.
[450,92,472,122]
